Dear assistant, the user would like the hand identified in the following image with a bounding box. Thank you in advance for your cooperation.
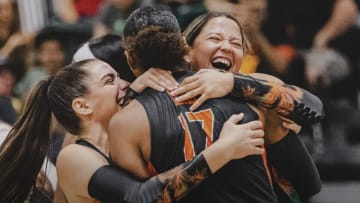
[313,30,330,50]
[170,69,234,111]
[130,67,179,93]
[219,113,265,160]
[280,116,302,134]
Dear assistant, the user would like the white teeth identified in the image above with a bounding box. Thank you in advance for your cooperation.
[212,58,230,66]
[211,57,232,70]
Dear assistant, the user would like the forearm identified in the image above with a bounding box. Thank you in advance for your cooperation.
[254,31,291,73]
[316,0,358,44]
[88,154,212,203]
[266,132,321,198]
[230,73,324,125]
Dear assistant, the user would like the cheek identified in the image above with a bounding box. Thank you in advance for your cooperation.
[234,50,244,64]
[191,45,212,66]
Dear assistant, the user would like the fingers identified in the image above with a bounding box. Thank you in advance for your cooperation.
[151,69,179,90]
[251,138,265,146]
[181,74,199,85]
[174,87,202,103]
[171,81,200,99]
[282,122,302,134]
[253,146,265,155]
[250,129,264,138]
[137,68,179,92]
[245,120,263,130]
[226,113,245,124]
[170,74,201,97]
[190,95,208,111]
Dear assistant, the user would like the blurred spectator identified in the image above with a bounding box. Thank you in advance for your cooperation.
[55,0,103,24]
[0,0,33,82]
[258,0,358,89]
[0,63,17,125]
[217,0,359,105]
[15,27,66,99]
[161,0,207,30]
[93,0,142,37]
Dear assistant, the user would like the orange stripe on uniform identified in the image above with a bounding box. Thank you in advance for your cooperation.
[147,161,158,176]
[261,145,273,188]
[179,114,195,161]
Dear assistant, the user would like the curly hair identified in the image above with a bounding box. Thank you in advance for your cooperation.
[125,25,188,71]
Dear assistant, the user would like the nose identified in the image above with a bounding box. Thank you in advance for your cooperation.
[219,40,233,53]
[118,79,130,90]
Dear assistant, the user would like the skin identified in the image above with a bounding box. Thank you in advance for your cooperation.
[56,60,265,202]
[38,40,65,76]
[188,17,245,73]
[173,16,301,135]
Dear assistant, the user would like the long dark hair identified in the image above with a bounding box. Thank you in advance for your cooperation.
[183,12,253,54]
[0,60,93,202]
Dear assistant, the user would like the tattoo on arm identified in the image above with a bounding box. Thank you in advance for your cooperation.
[230,74,324,125]
[157,154,211,202]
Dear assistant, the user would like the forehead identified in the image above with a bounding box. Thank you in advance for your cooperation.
[86,61,115,79]
[201,16,241,36]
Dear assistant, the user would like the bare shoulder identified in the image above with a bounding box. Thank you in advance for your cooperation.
[56,144,108,198]
[108,99,149,142]
[107,99,152,178]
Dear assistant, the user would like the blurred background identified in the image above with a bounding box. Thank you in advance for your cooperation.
[0,0,359,202]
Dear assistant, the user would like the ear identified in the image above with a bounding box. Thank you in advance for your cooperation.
[125,50,142,77]
[182,36,192,63]
[72,98,93,116]
[125,50,135,70]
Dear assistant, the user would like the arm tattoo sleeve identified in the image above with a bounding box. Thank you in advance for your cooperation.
[230,73,324,125]
[157,154,211,202]
[88,154,211,203]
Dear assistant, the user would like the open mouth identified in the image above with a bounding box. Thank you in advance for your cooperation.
[211,57,232,71]
[116,88,125,105]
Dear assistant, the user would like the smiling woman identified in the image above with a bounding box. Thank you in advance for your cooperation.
[184,12,252,72]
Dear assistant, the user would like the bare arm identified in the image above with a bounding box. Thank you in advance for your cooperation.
[55,0,79,23]
[313,0,358,49]
[108,100,151,179]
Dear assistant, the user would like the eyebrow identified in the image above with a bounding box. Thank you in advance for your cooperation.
[206,32,241,40]
[100,73,114,81]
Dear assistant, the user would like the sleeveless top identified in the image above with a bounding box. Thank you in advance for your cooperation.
[135,71,277,203]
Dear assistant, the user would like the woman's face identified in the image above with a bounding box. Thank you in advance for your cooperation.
[39,40,65,76]
[188,16,244,73]
[84,60,129,123]
[0,0,14,27]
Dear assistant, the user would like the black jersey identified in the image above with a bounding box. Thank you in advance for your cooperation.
[135,71,277,203]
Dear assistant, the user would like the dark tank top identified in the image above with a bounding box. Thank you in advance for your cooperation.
[135,71,277,203]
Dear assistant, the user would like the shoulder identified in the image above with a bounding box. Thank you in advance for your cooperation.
[108,99,148,133]
[57,144,108,198]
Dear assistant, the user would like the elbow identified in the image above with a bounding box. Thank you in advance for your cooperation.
[297,167,322,199]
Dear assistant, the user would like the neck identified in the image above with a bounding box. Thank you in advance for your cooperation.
[80,121,109,154]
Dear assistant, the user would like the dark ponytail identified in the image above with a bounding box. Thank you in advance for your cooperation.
[0,78,53,202]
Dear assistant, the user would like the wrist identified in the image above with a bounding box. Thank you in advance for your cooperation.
[224,72,234,94]
[202,139,233,173]
[129,80,144,93]
[118,87,139,107]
